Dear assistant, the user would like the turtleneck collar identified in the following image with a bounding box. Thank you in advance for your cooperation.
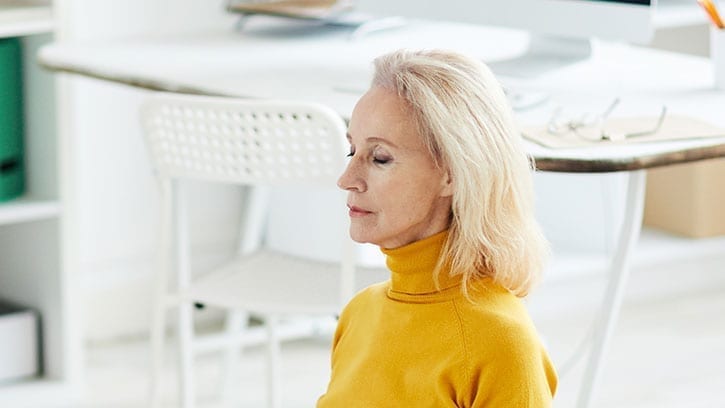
[381,230,463,301]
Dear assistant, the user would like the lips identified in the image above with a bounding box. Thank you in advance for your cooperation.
[347,204,372,217]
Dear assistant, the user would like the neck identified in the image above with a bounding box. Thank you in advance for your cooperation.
[381,230,462,295]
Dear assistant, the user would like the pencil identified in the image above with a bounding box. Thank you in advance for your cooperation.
[698,0,725,29]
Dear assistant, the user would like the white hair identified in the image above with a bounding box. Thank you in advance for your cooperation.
[371,49,549,297]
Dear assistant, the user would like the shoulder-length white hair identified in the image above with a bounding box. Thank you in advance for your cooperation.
[371,49,549,297]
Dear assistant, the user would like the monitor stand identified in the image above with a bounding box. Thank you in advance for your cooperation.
[487,34,592,78]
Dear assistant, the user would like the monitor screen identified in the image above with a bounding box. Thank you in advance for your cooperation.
[353,0,655,77]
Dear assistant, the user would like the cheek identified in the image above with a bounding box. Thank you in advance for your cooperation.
[404,177,441,203]
[369,168,444,216]
[381,181,434,219]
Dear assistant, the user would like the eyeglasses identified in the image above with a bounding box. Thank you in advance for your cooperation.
[546,98,667,142]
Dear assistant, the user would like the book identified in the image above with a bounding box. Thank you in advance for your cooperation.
[227,0,355,21]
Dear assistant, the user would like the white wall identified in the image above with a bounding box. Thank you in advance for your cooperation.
[534,171,627,256]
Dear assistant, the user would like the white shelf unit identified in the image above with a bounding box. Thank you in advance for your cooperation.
[0,196,59,225]
[0,1,53,38]
[0,0,75,404]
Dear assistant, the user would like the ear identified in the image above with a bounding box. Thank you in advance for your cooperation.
[439,169,454,198]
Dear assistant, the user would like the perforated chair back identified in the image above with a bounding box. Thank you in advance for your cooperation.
[141,92,357,302]
[141,94,348,188]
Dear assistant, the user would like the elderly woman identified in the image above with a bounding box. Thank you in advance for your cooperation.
[317,49,557,407]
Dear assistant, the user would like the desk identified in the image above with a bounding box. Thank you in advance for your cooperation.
[38,18,725,408]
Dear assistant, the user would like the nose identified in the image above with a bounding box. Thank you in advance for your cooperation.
[337,159,366,192]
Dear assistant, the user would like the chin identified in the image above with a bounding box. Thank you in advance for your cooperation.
[348,227,377,245]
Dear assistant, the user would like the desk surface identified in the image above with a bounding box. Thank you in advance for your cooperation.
[38,18,725,173]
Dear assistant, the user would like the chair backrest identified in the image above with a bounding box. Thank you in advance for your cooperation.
[140,93,348,188]
[140,92,358,303]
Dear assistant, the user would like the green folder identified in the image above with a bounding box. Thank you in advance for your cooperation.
[0,37,25,202]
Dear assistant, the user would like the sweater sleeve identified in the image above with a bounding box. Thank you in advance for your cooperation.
[328,293,355,369]
[327,283,375,369]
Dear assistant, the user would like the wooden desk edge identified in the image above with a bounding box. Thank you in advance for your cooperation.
[533,142,725,173]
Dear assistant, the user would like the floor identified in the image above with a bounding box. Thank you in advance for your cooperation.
[38,231,725,407]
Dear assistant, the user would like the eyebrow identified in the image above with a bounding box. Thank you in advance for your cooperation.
[346,133,399,148]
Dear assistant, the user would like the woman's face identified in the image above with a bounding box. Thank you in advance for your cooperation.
[337,86,453,249]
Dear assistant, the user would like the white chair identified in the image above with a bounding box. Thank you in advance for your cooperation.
[140,93,385,408]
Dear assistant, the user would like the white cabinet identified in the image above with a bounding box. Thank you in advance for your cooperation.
[0,1,53,38]
[0,0,80,403]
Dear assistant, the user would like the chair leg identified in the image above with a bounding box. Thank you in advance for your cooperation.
[178,301,196,408]
[221,309,249,406]
[151,179,173,407]
[266,315,281,408]
[149,295,166,408]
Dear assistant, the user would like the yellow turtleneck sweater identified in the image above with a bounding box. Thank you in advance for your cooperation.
[317,230,557,407]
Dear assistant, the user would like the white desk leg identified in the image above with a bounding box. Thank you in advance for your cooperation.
[577,170,647,408]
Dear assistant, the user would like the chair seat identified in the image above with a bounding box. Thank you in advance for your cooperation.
[184,250,389,315]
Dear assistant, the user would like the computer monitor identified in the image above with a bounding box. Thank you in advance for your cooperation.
[353,0,655,77]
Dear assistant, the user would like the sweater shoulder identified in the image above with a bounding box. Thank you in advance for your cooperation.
[338,280,389,318]
[454,278,541,351]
